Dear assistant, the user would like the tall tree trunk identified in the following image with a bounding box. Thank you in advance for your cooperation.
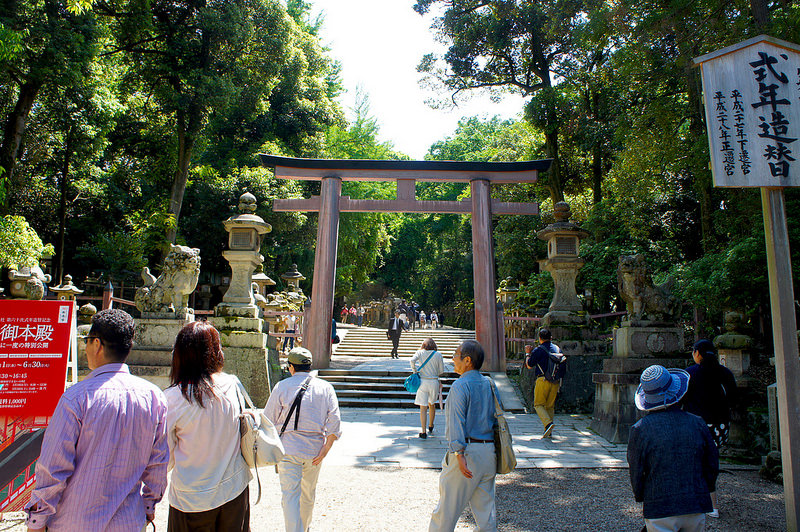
[166,120,195,244]
[751,0,770,29]
[0,80,42,213]
[56,124,74,286]
[543,131,564,204]
[685,64,714,253]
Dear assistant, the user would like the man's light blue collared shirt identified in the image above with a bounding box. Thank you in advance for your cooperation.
[444,369,496,453]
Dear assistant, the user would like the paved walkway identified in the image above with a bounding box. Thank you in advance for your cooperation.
[326,409,627,469]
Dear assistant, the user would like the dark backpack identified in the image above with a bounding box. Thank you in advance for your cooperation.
[538,349,567,382]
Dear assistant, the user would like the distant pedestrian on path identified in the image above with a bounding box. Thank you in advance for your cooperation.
[340,306,349,324]
[430,310,439,329]
[627,365,719,532]
[356,304,364,327]
[524,328,566,439]
[683,339,737,518]
[265,347,342,532]
[165,321,252,532]
[387,310,404,359]
[25,309,168,531]
[429,340,497,532]
[411,338,445,438]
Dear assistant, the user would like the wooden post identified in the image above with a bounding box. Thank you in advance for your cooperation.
[470,178,504,371]
[307,177,341,369]
[102,281,113,310]
[761,187,800,531]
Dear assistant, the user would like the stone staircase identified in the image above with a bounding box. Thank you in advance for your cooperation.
[333,326,475,359]
[324,325,476,408]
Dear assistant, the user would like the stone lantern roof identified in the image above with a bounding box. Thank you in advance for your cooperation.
[281,264,306,283]
[222,192,272,236]
[536,202,590,241]
[50,274,84,300]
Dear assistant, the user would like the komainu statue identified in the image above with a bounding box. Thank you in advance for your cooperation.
[135,245,201,315]
[618,254,681,324]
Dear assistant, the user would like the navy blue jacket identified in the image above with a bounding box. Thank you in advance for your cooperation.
[627,407,719,519]
[683,362,737,425]
[525,341,561,378]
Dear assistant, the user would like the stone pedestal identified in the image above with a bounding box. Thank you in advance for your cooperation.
[127,314,195,389]
[591,325,686,443]
[209,314,278,406]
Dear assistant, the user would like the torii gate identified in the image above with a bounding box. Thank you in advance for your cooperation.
[260,155,551,371]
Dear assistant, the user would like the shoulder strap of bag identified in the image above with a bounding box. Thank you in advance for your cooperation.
[416,351,437,373]
[280,376,313,437]
[489,379,504,417]
[234,378,256,412]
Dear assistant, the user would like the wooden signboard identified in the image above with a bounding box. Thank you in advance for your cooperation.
[696,35,800,531]
[696,35,800,187]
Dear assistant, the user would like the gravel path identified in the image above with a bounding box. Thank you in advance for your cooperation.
[3,467,784,531]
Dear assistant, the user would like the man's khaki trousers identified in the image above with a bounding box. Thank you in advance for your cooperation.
[277,455,322,532]
[429,442,497,531]
[533,376,560,428]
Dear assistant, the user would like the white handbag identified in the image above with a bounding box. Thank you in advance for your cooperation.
[234,382,285,503]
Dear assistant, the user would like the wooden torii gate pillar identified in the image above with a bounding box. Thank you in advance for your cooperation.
[261,155,551,371]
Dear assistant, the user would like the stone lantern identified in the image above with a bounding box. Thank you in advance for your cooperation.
[217,192,272,316]
[537,202,590,323]
[209,192,277,406]
[280,264,306,292]
[50,274,84,301]
[496,277,519,306]
[252,264,276,299]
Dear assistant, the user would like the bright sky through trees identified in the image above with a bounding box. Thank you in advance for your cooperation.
[309,0,526,159]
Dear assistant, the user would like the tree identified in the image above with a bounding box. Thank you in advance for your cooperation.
[0,215,53,268]
[0,0,99,210]
[104,0,337,242]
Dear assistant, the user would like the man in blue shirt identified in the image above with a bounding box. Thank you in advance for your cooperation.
[429,340,497,532]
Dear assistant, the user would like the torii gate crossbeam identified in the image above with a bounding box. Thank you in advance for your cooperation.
[261,155,551,371]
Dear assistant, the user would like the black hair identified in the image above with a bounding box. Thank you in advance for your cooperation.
[290,362,312,372]
[539,328,552,341]
[459,340,485,370]
[89,309,135,362]
[692,339,719,366]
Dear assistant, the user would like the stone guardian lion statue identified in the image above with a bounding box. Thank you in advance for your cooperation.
[135,245,201,315]
[617,254,681,324]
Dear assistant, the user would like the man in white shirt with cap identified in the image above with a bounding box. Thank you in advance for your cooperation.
[265,347,342,532]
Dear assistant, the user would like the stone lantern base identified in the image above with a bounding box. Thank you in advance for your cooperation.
[590,324,687,443]
[209,312,280,406]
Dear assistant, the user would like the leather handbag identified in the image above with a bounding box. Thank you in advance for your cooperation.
[235,382,285,503]
[490,382,516,474]
[404,351,437,393]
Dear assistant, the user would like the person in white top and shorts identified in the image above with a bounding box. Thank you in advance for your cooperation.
[410,338,445,438]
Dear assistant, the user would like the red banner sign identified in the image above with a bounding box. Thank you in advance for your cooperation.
[0,300,74,418]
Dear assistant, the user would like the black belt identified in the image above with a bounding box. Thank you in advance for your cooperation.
[466,438,493,444]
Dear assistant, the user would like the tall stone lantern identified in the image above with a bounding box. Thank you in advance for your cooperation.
[217,192,272,316]
[281,264,306,292]
[210,192,277,405]
[537,202,590,326]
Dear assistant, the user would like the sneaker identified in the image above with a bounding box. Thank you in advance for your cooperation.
[543,422,554,438]
[706,509,719,518]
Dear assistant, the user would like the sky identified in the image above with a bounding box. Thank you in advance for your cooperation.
[308,0,527,159]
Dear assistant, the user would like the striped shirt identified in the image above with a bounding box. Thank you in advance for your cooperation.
[25,363,168,531]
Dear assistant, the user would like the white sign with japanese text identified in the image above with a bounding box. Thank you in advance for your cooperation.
[696,36,800,187]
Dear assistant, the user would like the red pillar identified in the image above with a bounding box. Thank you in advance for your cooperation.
[470,178,505,371]
[307,177,341,369]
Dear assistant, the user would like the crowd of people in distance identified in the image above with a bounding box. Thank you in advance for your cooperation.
[339,304,365,326]
[395,299,439,330]
[25,307,737,532]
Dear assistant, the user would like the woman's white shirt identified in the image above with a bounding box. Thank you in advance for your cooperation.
[165,372,252,512]
[410,349,445,380]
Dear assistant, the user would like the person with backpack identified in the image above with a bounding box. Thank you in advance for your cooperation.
[524,328,567,439]
[264,347,342,532]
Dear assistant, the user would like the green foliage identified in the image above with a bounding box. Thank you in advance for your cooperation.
[0,215,54,268]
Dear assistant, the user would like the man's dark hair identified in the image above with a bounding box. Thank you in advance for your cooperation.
[459,340,484,370]
[89,309,135,362]
[290,362,312,372]
[539,328,552,341]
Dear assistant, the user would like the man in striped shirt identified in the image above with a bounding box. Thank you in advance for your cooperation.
[25,309,168,532]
